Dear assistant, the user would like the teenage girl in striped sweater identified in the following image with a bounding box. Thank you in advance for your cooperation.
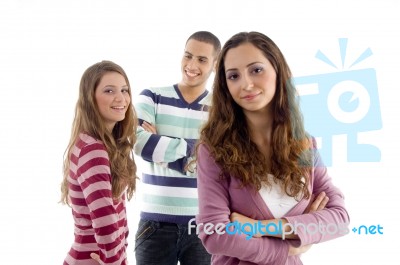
[60,60,138,264]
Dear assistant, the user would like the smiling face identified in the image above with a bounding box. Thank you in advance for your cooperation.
[224,42,277,117]
[95,71,131,131]
[180,39,216,90]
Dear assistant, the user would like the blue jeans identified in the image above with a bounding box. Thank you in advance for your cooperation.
[135,219,211,265]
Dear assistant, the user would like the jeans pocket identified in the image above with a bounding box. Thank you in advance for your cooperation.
[135,220,157,249]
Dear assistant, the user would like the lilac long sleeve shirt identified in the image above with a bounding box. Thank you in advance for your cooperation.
[196,142,350,265]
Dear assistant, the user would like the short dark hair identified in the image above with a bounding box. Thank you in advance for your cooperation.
[186,31,221,57]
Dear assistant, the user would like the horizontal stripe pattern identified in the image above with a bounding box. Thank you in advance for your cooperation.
[142,173,197,188]
[64,133,127,265]
[139,87,207,110]
[141,204,198,217]
[134,85,210,221]
[143,193,198,207]
[141,182,198,198]
[157,104,209,121]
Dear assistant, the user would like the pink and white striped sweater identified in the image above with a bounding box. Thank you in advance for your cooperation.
[64,133,128,265]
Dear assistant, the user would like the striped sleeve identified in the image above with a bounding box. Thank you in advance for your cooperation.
[76,142,126,265]
[134,89,195,168]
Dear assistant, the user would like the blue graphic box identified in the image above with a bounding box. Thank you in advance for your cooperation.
[293,39,382,166]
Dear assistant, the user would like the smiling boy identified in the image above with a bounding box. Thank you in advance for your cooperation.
[133,31,221,265]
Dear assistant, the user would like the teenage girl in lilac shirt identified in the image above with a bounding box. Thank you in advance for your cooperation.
[196,32,350,265]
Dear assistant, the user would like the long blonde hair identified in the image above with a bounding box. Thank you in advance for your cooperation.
[61,60,137,205]
[200,32,312,200]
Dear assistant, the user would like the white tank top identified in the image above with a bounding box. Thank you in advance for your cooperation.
[258,174,299,218]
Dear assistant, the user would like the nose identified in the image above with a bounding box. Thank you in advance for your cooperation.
[242,73,254,90]
[186,59,197,70]
[114,90,124,102]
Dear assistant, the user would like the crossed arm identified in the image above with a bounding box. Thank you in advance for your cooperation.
[196,143,349,264]
[230,192,330,256]
[136,121,196,174]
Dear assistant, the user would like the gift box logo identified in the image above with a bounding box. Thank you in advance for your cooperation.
[293,38,382,166]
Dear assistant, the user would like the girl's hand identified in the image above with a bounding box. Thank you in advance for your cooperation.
[304,191,329,213]
[90,253,102,264]
[90,252,128,264]
[287,191,329,256]
[229,212,262,238]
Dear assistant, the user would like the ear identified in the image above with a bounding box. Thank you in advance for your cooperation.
[213,60,217,73]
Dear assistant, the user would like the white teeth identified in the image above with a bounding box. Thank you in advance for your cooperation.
[186,71,199,77]
[112,107,124,109]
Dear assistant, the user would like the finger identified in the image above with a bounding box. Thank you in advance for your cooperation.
[142,122,151,129]
[316,191,326,201]
[90,253,100,262]
[148,124,157,133]
[142,122,156,133]
[229,212,238,221]
[142,125,153,133]
[309,192,326,212]
[142,121,152,128]
[302,244,313,253]
[316,196,329,211]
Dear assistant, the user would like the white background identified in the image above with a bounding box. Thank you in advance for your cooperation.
[0,0,399,264]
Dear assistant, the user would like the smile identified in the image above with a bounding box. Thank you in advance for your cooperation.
[185,70,200,77]
[241,93,261,100]
[111,106,126,112]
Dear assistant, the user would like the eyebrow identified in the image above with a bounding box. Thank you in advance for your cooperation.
[185,51,209,60]
[225,62,263,72]
[103,85,129,88]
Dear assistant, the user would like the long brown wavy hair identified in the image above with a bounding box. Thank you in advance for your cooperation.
[60,60,137,205]
[200,32,312,200]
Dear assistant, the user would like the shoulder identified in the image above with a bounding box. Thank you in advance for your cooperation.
[197,142,211,156]
[140,85,175,96]
[197,143,220,169]
[301,134,318,154]
[306,135,327,170]
[137,85,177,104]
[76,133,107,159]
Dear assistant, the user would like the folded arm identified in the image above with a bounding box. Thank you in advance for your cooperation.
[134,90,196,174]
[229,141,350,247]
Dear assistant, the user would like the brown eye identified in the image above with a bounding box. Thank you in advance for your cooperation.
[251,67,263,74]
[227,73,239,80]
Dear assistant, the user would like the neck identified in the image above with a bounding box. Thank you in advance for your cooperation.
[245,108,273,155]
[177,82,206,103]
[106,122,116,133]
